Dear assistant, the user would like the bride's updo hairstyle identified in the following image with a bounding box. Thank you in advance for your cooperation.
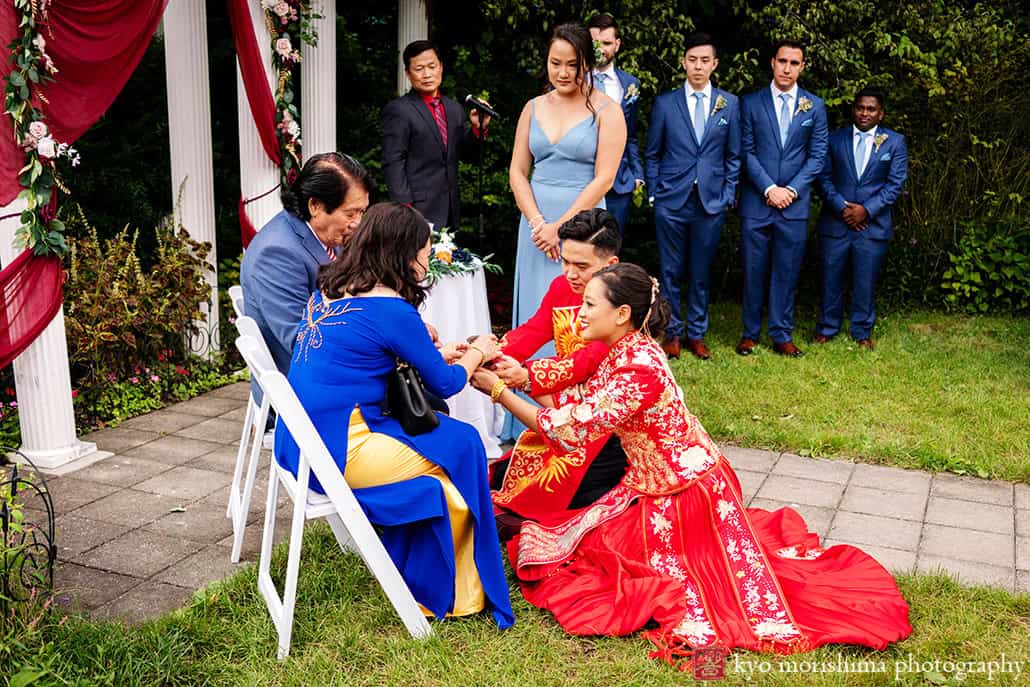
[317,202,432,308]
[591,263,671,337]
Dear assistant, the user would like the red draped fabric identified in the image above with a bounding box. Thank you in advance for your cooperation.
[0,0,166,366]
[0,249,63,368]
[0,1,169,205]
[226,0,283,248]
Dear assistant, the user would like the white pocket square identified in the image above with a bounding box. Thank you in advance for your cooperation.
[718,117,728,126]
[880,153,892,161]
[801,118,814,127]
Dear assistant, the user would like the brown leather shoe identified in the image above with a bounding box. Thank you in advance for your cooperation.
[856,338,875,350]
[813,334,831,344]
[735,338,757,356]
[662,338,681,358]
[685,338,711,360]
[773,341,804,357]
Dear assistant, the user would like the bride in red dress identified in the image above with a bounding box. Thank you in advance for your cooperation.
[471,263,911,668]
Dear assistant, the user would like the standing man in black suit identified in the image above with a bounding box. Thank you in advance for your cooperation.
[381,40,490,230]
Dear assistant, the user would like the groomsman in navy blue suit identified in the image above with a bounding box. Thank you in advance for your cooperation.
[587,13,644,235]
[645,32,741,359]
[815,87,908,349]
[737,40,828,357]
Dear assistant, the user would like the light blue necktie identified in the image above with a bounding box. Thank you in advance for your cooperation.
[594,71,609,94]
[778,92,791,146]
[693,92,706,143]
[854,131,870,177]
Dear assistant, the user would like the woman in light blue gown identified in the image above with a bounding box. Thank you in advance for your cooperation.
[504,22,627,439]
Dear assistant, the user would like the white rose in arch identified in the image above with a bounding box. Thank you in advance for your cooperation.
[28,121,48,140]
[275,37,292,58]
[273,1,290,17]
[286,119,300,138]
[36,135,57,159]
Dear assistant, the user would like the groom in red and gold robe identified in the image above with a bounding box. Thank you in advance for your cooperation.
[490,209,624,527]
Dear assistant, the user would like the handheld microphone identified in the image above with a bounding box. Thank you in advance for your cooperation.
[455,88,501,120]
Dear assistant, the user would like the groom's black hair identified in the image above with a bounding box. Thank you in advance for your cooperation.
[558,208,622,257]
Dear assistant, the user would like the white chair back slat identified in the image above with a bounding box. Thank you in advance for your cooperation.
[235,334,432,659]
[226,315,274,563]
[229,284,246,319]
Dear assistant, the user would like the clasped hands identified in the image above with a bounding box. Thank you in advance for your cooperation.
[841,201,869,231]
[529,217,560,261]
[438,333,499,365]
[765,186,796,210]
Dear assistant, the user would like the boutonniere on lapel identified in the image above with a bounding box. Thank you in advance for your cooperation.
[795,96,813,115]
[710,94,727,116]
[873,132,889,153]
[623,83,639,105]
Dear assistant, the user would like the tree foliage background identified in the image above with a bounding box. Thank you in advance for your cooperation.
[66,0,1029,313]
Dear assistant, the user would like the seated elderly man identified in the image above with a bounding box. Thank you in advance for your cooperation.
[241,153,373,377]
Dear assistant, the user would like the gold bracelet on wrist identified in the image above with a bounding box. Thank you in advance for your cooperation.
[490,379,508,403]
[467,344,487,364]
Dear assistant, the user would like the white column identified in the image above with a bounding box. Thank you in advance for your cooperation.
[302,0,337,156]
[396,0,429,95]
[0,201,96,469]
[163,1,219,355]
[236,0,282,234]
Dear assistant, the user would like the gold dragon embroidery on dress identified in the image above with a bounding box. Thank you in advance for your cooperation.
[529,357,576,393]
[551,306,586,358]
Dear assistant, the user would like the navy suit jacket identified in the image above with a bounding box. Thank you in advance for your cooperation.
[240,210,330,376]
[740,86,829,222]
[610,67,644,194]
[645,86,741,214]
[817,126,908,240]
[381,90,480,229]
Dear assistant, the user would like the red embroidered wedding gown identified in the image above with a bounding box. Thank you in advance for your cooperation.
[508,331,912,667]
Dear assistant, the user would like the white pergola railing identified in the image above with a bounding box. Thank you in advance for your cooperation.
[0,0,424,470]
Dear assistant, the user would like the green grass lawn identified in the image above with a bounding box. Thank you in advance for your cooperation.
[672,304,1030,483]
[11,523,1030,687]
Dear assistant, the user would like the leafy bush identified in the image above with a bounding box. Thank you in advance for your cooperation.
[942,204,1030,313]
[63,208,211,385]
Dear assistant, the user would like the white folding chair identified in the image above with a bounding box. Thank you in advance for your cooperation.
[228,284,246,318]
[235,334,432,659]
[225,315,273,563]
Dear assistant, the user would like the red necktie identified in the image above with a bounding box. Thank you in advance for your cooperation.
[430,97,448,149]
[326,245,335,261]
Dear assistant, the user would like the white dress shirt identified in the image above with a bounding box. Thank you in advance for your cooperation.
[853,124,878,177]
[593,63,623,104]
[306,221,332,256]
[765,82,801,197]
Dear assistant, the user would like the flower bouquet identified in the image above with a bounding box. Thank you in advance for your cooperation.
[426,228,502,285]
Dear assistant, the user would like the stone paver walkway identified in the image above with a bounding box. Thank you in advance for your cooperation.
[16,382,1030,623]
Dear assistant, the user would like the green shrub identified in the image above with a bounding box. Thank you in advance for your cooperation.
[63,208,212,384]
[942,204,1030,313]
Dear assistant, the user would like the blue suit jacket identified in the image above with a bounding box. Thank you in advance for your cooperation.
[740,86,829,222]
[610,67,644,194]
[645,86,741,214]
[817,126,908,240]
[240,210,331,375]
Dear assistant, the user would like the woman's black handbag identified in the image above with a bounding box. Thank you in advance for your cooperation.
[382,360,440,435]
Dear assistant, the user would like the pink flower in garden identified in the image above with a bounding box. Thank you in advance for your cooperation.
[273,0,290,17]
[275,37,292,58]
[150,375,159,382]
[130,377,139,384]
[28,121,48,140]
[10,401,17,408]
[175,366,190,376]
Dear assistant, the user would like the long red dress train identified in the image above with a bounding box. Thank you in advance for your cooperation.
[503,331,912,668]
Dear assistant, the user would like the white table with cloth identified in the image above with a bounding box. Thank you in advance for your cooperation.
[420,268,504,459]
